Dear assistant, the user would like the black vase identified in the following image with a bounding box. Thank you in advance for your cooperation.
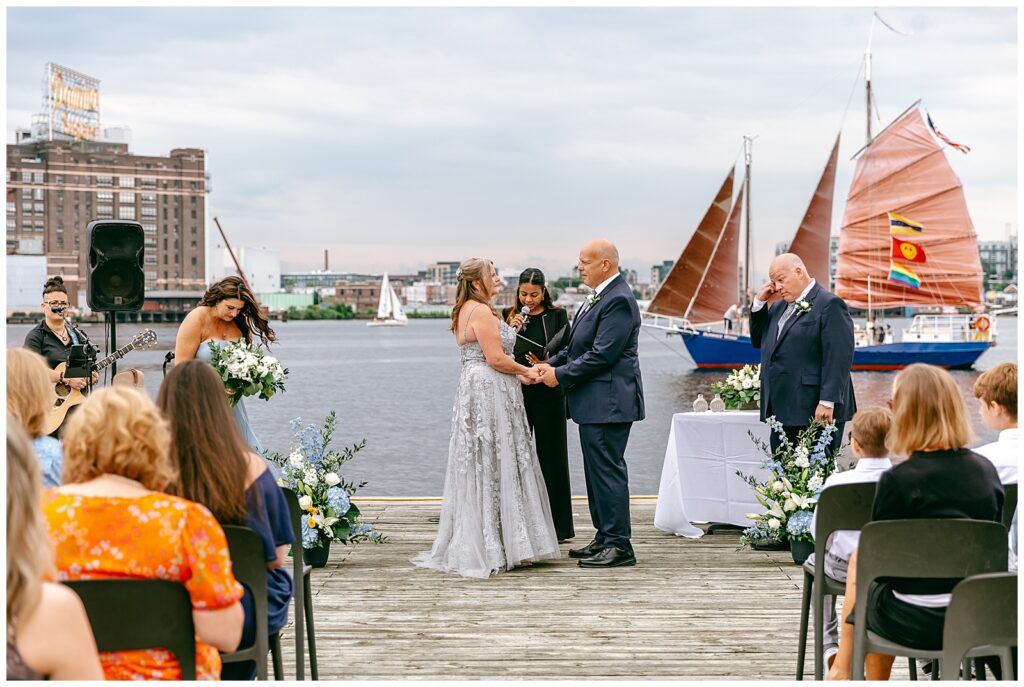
[790,539,813,566]
[304,541,331,568]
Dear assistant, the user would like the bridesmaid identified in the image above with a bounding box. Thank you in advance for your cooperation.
[174,276,277,455]
[504,268,576,542]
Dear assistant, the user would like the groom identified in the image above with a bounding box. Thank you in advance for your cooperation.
[536,239,645,568]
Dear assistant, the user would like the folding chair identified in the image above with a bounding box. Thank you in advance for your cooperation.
[851,519,1008,681]
[220,525,270,680]
[1001,484,1017,531]
[941,572,1017,681]
[65,578,196,679]
[282,487,319,680]
[796,481,877,680]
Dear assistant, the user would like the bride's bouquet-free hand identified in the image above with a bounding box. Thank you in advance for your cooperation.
[208,339,288,406]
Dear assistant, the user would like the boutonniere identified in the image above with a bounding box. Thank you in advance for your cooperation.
[585,292,602,307]
[794,299,812,314]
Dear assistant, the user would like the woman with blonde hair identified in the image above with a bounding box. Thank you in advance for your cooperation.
[7,347,63,487]
[413,258,559,578]
[827,364,1003,680]
[41,386,245,680]
[6,418,103,680]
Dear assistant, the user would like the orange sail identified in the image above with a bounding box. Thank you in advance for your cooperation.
[835,104,984,310]
[648,168,735,321]
[787,135,840,288]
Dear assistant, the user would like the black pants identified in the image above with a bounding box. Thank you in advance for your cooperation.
[579,422,633,550]
[522,384,575,541]
[769,421,845,459]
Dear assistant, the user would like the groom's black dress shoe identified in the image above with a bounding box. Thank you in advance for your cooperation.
[577,546,636,568]
[568,539,604,559]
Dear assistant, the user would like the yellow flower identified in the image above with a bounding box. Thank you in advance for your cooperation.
[307,516,316,528]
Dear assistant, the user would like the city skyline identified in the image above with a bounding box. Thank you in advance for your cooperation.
[6,6,1017,280]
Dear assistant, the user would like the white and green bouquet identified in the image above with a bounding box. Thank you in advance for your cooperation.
[710,364,761,409]
[269,411,385,550]
[208,339,288,406]
[738,417,841,547]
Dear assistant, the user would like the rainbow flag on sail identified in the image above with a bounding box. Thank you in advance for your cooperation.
[888,212,924,235]
[888,261,921,289]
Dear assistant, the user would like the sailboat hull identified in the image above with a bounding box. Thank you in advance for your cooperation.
[678,330,990,371]
[367,319,407,327]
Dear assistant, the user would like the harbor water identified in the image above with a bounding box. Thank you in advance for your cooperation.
[8,317,1018,496]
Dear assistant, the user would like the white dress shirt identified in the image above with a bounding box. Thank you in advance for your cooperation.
[808,457,892,563]
[973,427,1019,485]
[593,272,620,296]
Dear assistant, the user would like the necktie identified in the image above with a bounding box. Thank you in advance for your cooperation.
[776,302,797,342]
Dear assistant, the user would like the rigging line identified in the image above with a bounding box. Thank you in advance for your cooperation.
[641,325,694,362]
[839,54,866,132]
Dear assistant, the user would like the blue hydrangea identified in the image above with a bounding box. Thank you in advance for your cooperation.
[351,523,372,536]
[326,487,350,515]
[786,510,814,538]
[300,516,321,549]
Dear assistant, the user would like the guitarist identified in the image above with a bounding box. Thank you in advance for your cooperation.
[24,277,98,432]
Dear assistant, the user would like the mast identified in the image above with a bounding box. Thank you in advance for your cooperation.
[742,136,753,308]
[865,14,876,144]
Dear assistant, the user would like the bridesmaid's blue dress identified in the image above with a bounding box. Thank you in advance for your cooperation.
[196,339,265,454]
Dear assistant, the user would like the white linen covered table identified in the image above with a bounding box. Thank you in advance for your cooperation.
[654,410,771,538]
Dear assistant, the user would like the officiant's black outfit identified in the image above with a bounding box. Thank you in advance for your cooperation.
[503,306,575,541]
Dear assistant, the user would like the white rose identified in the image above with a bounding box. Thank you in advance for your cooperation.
[784,499,797,512]
[742,379,752,389]
[807,475,824,491]
[304,469,318,486]
[264,356,278,365]
[768,518,781,530]
[795,455,810,469]
[325,472,341,486]
[771,481,785,492]
[288,451,305,468]
[298,495,313,510]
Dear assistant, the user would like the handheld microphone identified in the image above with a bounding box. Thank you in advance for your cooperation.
[516,305,531,331]
[51,305,65,314]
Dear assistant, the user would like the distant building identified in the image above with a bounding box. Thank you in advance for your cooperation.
[209,245,281,295]
[650,260,674,289]
[6,140,208,308]
[6,254,47,314]
[281,271,375,290]
[331,281,383,311]
[428,261,461,286]
[979,239,1018,290]
[620,268,638,288]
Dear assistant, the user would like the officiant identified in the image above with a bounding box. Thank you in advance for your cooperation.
[504,268,575,542]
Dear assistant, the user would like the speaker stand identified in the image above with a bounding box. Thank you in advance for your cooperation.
[106,312,117,377]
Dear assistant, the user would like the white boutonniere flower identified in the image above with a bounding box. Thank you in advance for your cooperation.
[795,299,812,314]
[585,292,602,307]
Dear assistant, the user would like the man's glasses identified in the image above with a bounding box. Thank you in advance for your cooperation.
[45,301,70,308]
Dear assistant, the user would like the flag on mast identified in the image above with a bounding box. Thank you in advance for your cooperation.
[891,237,927,264]
[888,261,922,289]
[888,212,924,235]
[927,113,971,154]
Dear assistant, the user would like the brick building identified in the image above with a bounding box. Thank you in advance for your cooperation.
[6,139,207,308]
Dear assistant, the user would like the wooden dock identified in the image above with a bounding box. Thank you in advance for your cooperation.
[273,498,910,680]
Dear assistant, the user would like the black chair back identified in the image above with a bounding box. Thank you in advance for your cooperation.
[220,525,269,680]
[65,578,196,680]
[281,487,310,679]
[812,481,878,570]
[852,519,1008,679]
[941,572,1017,681]
[1002,483,1017,531]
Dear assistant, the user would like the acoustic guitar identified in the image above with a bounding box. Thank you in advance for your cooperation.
[45,329,158,435]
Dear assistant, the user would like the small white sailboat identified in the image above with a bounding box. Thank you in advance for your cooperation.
[367,272,408,327]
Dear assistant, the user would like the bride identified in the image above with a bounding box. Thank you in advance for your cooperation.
[412,258,560,578]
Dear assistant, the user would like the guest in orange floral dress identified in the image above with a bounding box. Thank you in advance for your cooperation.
[41,386,245,680]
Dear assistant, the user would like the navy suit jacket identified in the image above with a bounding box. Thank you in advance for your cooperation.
[749,282,856,426]
[549,275,645,425]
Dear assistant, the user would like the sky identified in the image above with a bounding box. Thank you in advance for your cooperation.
[5,5,1017,281]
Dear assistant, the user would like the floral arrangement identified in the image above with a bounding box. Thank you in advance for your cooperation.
[794,298,813,314]
[208,339,288,406]
[269,411,385,550]
[737,417,841,546]
[585,292,602,307]
[710,364,761,409]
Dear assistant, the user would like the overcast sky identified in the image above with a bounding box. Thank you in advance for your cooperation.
[5,5,1017,279]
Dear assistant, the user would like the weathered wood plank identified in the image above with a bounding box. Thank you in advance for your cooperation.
[269,499,909,680]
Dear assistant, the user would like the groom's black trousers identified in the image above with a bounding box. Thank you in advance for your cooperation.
[579,422,633,550]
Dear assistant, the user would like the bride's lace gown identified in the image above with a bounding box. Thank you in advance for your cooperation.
[412,318,560,578]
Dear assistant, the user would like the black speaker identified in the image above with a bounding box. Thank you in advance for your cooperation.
[87,220,146,311]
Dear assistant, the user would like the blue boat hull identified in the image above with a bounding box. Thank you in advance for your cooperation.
[679,330,991,370]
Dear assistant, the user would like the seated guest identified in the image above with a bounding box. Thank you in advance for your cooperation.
[972,361,1017,484]
[41,386,245,680]
[6,347,63,487]
[6,418,104,680]
[157,360,294,680]
[808,406,893,669]
[827,364,1003,680]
